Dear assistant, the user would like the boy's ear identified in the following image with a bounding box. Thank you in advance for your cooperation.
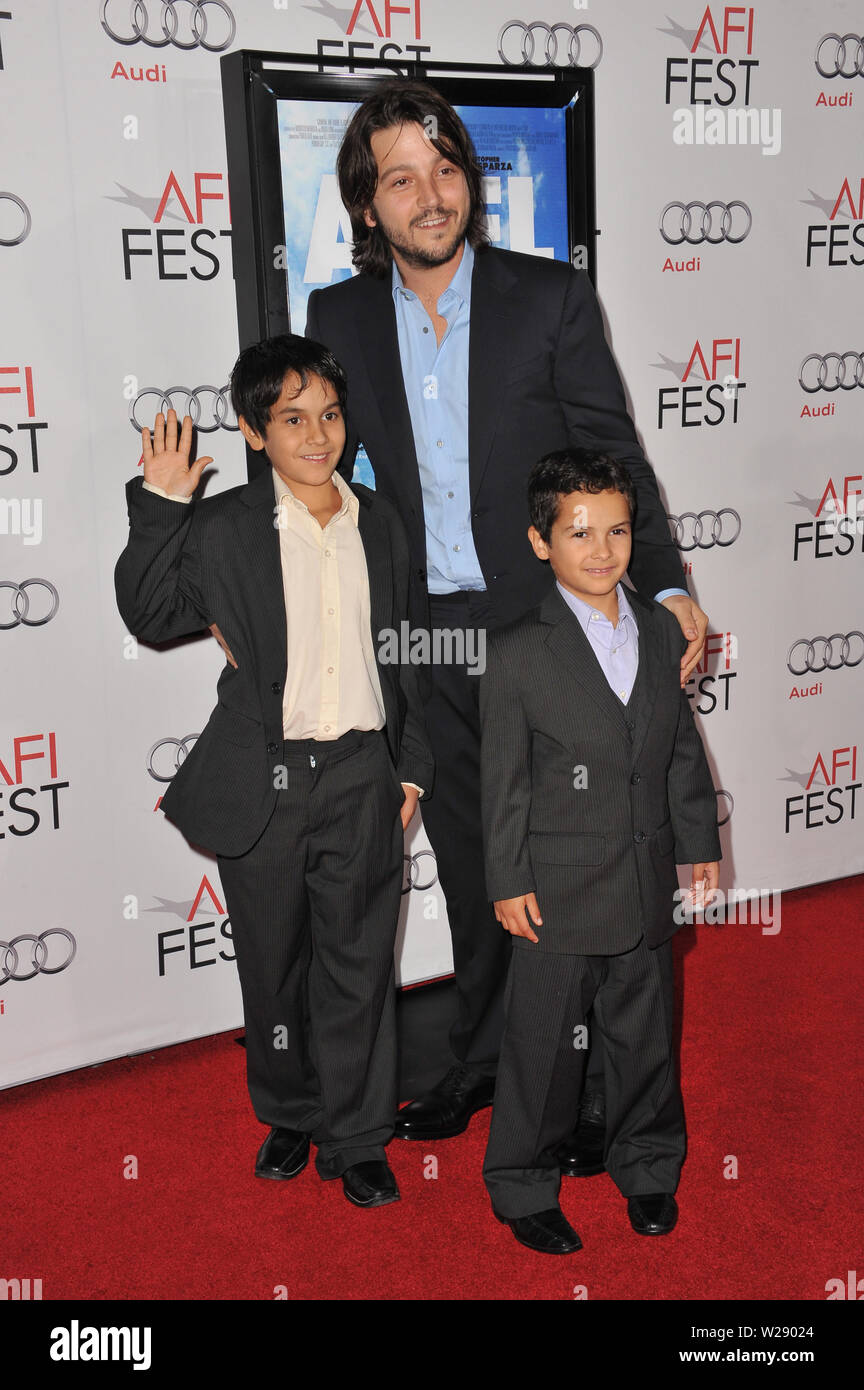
[528,525,550,562]
[362,205,377,229]
[238,415,266,452]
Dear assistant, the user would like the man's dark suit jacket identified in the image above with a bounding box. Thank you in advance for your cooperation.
[114,471,434,859]
[479,586,721,955]
[306,246,686,631]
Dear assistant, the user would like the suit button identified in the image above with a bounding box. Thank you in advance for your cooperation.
[625,719,635,731]
[271,682,281,694]
[267,742,279,755]
[634,831,646,843]
[631,772,641,784]
[417,568,426,581]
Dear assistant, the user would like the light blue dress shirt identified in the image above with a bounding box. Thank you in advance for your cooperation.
[392,241,484,593]
[556,581,640,704]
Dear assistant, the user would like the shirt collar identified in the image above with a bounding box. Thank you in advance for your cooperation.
[272,466,359,527]
[556,581,637,636]
[391,238,475,310]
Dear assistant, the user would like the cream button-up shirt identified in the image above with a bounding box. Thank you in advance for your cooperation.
[271,467,386,740]
[142,470,421,790]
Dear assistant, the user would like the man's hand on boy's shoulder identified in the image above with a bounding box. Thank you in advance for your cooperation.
[141,408,212,500]
[659,592,708,688]
[494,893,542,944]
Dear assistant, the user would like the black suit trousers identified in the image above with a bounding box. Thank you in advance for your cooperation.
[420,593,512,1074]
[217,729,404,1178]
[483,937,685,1218]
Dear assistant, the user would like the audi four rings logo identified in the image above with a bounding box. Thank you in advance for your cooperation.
[497,21,603,68]
[787,633,864,674]
[402,851,438,895]
[815,33,864,78]
[667,511,741,551]
[101,0,236,51]
[0,579,60,629]
[147,734,199,782]
[131,386,239,432]
[1,929,76,982]
[716,790,733,827]
[798,353,864,393]
[0,192,31,247]
[660,201,752,246]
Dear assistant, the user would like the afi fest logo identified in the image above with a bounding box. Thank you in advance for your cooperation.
[0,733,69,840]
[107,169,232,281]
[781,745,861,834]
[0,365,48,477]
[654,337,745,428]
[789,473,864,561]
[803,176,864,267]
[304,0,430,72]
[662,6,780,155]
[129,873,234,976]
[686,630,738,715]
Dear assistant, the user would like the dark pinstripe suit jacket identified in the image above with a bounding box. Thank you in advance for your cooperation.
[115,471,434,858]
[479,585,721,954]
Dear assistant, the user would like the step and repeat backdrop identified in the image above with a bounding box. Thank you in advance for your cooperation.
[2,0,862,1087]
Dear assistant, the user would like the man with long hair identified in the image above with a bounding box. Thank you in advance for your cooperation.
[306,80,705,1165]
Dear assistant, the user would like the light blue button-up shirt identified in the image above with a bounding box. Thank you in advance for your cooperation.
[392,241,484,593]
[556,581,640,703]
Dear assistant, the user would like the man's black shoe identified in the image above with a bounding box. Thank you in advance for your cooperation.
[627,1193,678,1235]
[558,1089,606,1176]
[394,1065,496,1140]
[495,1207,583,1255]
[342,1160,400,1208]
[557,1121,606,1178]
[254,1127,310,1180]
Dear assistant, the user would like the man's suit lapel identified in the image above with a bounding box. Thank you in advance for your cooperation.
[468,249,520,504]
[540,587,632,737]
[355,250,523,512]
[236,468,288,677]
[354,277,425,522]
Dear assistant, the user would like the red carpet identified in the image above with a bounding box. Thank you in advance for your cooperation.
[5,876,862,1301]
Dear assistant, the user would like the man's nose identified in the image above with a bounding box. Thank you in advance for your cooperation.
[414,173,441,208]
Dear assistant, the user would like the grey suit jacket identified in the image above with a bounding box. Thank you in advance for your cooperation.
[479,586,721,953]
[115,471,434,858]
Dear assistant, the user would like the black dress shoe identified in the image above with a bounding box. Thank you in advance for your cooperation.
[627,1193,678,1235]
[495,1207,583,1255]
[394,1065,496,1140]
[558,1089,607,1177]
[254,1127,310,1180]
[342,1160,400,1208]
[557,1120,606,1178]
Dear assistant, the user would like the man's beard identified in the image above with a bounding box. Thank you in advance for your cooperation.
[371,202,471,269]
